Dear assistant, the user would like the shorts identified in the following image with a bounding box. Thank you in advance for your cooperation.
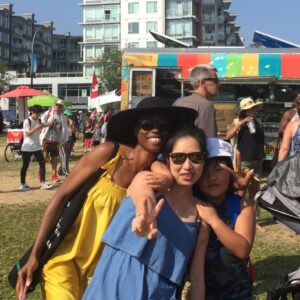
[93,140,100,146]
[43,140,59,157]
[84,138,93,148]
[241,160,262,178]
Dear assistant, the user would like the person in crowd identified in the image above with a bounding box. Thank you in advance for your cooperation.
[100,114,111,143]
[89,108,97,124]
[278,117,300,161]
[63,109,76,156]
[16,97,196,300]
[92,122,102,147]
[19,105,52,191]
[83,126,210,300]
[279,91,300,137]
[226,97,264,205]
[83,120,93,152]
[40,100,69,183]
[174,64,219,138]
[189,138,255,300]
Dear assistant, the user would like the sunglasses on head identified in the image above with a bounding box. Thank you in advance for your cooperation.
[169,152,205,165]
[139,119,171,132]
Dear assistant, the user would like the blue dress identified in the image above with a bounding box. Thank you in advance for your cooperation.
[205,193,253,300]
[83,196,200,300]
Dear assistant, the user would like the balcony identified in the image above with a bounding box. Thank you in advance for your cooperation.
[166,8,194,18]
[202,0,215,5]
[202,14,215,23]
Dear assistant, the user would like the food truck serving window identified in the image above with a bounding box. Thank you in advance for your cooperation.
[130,68,155,107]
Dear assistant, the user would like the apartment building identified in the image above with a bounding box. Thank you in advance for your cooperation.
[80,0,121,76]
[52,33,82,73]
[0,4,82,74]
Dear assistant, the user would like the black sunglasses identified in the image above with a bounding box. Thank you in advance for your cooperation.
[169,152,205,165]
[139,119,171,132]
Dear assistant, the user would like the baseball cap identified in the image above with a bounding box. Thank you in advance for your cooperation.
[206,138,234,161]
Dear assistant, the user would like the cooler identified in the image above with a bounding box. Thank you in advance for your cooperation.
[7,129,23,144]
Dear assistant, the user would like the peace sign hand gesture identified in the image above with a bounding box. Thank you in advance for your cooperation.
[219,150,254,196]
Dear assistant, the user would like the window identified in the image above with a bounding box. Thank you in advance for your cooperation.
[146,1,157,13]
[104,24,119,40]
[128,22,139,34]
[85,46,93,58]
[146,41,157,48]
[0,14,9,28]
[128,2,139,14]
[85,26,94,39]
[128,42,139,48]
[146,21,157,32]
[0,32,9,44]
[105,10,111,21]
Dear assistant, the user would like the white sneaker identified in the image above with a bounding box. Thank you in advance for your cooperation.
[40,182,53,190]
[20,184,30,191]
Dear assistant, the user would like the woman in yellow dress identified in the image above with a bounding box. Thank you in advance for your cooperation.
[16,97,196,300]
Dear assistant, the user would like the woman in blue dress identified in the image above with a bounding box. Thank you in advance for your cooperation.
[83,126,210,300]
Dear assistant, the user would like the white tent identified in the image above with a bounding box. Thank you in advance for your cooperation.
[88,90,121,112]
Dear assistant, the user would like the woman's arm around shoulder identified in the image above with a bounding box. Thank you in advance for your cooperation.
[16,141,117,298]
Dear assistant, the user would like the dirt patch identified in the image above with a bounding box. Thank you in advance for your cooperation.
[0,135,83,205]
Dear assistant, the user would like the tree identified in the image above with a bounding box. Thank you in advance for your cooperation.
[0,59,12,94]
[95,48,122,94]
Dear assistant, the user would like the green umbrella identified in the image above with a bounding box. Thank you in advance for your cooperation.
[27,93,72,107]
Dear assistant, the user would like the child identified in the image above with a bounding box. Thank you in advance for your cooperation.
[92,122,101,147]
[83,120,93,152]
[83,126,210,300]
[189,138,255,300]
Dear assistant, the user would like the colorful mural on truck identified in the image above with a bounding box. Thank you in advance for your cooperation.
[121,52,300,109]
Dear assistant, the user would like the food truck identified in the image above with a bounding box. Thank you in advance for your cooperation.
[120,47,300,167]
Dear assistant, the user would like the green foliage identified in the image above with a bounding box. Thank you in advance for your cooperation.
[0,59,12,95]
[95,48,122,94]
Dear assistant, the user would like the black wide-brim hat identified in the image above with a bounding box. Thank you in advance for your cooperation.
[108,96,197,146]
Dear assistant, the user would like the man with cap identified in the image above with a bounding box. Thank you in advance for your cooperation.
[279,90,300,137]
[174,64,219,138]
[40,99,69,182]
[20,105,52,191]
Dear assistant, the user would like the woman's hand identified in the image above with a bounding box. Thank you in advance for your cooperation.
[16,256,39,300]
[132,198,164,239]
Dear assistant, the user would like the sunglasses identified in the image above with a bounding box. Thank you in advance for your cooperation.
[169,152,205,165]
[139,119,171,132]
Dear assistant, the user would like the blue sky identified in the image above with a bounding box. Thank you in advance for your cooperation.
[8,0,300,46]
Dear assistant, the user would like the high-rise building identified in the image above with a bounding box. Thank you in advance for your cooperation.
[0,4,82,74]
[52,33,82,73]
[81,0,243,75]
[80,0,121,76]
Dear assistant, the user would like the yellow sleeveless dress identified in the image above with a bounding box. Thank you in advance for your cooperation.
[41,148,127,300]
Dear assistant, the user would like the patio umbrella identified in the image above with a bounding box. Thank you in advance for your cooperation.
[27,93,72,107]
[0,85,45,122]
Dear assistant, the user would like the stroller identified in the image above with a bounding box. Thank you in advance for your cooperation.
[256,153,300,300]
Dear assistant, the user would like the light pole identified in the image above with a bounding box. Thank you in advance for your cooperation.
[30,27,42,87]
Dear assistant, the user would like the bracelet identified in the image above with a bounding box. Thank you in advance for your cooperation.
[16,261,21,271]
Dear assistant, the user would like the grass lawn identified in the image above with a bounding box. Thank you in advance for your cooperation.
[0,134,299,299]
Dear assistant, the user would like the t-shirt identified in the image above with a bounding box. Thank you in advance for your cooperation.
[21,117,41,152]
[174,92,217,138]
[44,112,63,142]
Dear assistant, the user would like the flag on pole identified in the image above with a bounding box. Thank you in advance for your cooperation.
[91,72,99,99]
